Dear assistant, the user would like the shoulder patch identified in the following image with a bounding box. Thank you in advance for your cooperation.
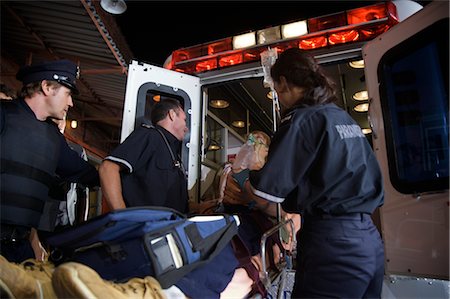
[141,123,154,129]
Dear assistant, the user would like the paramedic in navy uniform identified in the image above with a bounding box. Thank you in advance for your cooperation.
[0,60,99,263]
[100,99,245,298]
[99,98,189,214]
[225,48,385,298]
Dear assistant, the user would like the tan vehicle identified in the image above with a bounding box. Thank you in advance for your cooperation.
[120,1,449,297]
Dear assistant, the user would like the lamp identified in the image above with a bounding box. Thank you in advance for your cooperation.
[100,0,127,14]
[349,59,365,69]
[353,103,369,112]
[352,90,368,101]
[70,120,78,129]
[209,99,229,108]
[232,120,245,128]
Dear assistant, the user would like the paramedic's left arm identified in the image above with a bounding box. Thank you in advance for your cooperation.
[248,111,320,213]
[222,174,281,218]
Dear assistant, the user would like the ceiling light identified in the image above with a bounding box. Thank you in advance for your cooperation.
[349,59,365,68]
[352,90,368,101]
[281,20,308,38]
[153,95,161,102]
[100,0,127,14]
[362,128,372,135]
[70,120,78,129]
[353,103,369,112]
[233,32,256,49]
[232,120,245,128]
[208,144,221,151]
[209,99,229,108]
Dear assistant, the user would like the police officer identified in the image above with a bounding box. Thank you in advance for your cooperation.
[0,59,99,263]
[224,48,385,298]
[99,98,189,214]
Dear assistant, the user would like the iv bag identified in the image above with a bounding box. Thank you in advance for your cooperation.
[260,48,278,89]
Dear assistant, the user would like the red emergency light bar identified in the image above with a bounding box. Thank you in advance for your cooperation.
[166,2,398,74]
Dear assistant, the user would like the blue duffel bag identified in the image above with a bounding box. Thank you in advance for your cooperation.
[46,206,239,288]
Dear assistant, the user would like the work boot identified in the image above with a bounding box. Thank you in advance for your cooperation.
[52,262,167,299]
[0,255,56,299]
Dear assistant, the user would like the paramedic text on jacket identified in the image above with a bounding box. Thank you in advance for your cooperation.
[248,48,385,298]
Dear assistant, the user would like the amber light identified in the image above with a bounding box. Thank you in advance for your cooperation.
[308,12,347,32]
[219,53,243,67]
[195,58,217,73]
[328,30,359,45]
[347,3,388,25]
[299,35,327,50]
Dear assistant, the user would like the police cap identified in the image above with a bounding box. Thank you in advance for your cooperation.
[16,59,79,94]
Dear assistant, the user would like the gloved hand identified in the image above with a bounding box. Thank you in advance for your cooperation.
[231,169,250,190]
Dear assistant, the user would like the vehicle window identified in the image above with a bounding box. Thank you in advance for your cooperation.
[379,18,449,193]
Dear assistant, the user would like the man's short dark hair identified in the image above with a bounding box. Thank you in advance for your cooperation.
[151,98,183,124]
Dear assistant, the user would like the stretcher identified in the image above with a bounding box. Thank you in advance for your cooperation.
[259,216,297,299]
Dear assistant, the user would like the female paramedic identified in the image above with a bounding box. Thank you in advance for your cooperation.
[224,47,385,298]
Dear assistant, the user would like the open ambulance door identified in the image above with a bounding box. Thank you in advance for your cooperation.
[121,60,201,201]
[363,0,449,295]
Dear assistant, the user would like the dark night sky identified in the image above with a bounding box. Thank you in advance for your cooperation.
[115,1,429,67]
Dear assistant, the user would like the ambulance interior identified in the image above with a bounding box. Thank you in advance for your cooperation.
[198,59,371,201]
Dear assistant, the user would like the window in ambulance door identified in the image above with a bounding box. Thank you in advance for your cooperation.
[378,18,449,194]
[134,86,186,129]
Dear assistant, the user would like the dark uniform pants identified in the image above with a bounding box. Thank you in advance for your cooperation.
[293,213,384,298]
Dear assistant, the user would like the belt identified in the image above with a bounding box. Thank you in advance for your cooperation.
[304,213,370,221]
[0,224,30,242]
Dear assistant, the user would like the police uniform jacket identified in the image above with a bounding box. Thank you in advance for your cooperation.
[249,103,384,216]
[0,99,99,231]
[104,124,188,213]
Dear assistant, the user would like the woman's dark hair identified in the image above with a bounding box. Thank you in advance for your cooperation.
[270,48,337,106]
[151,98,183,124]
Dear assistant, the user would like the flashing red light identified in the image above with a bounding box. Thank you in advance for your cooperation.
[167,1,400,74]
[207,38,233,55]
[360,24,391,40]
[243,48,265,62]
[387,1,399,23]
[329,30,359,45]
[308,12,347,32]
[347,3,388,24]
[195,58,217,73]
[219,53,243,67]
[299,35,327,49]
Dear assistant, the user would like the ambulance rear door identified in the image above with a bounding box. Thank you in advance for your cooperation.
[363,0,449,283]
[121,60,201,200]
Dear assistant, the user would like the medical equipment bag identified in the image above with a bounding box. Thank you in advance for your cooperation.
[46,206,239,288]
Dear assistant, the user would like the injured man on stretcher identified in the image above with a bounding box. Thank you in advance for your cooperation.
[0,131,300,299]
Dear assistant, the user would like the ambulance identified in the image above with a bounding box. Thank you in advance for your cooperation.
[120,1,449,297]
